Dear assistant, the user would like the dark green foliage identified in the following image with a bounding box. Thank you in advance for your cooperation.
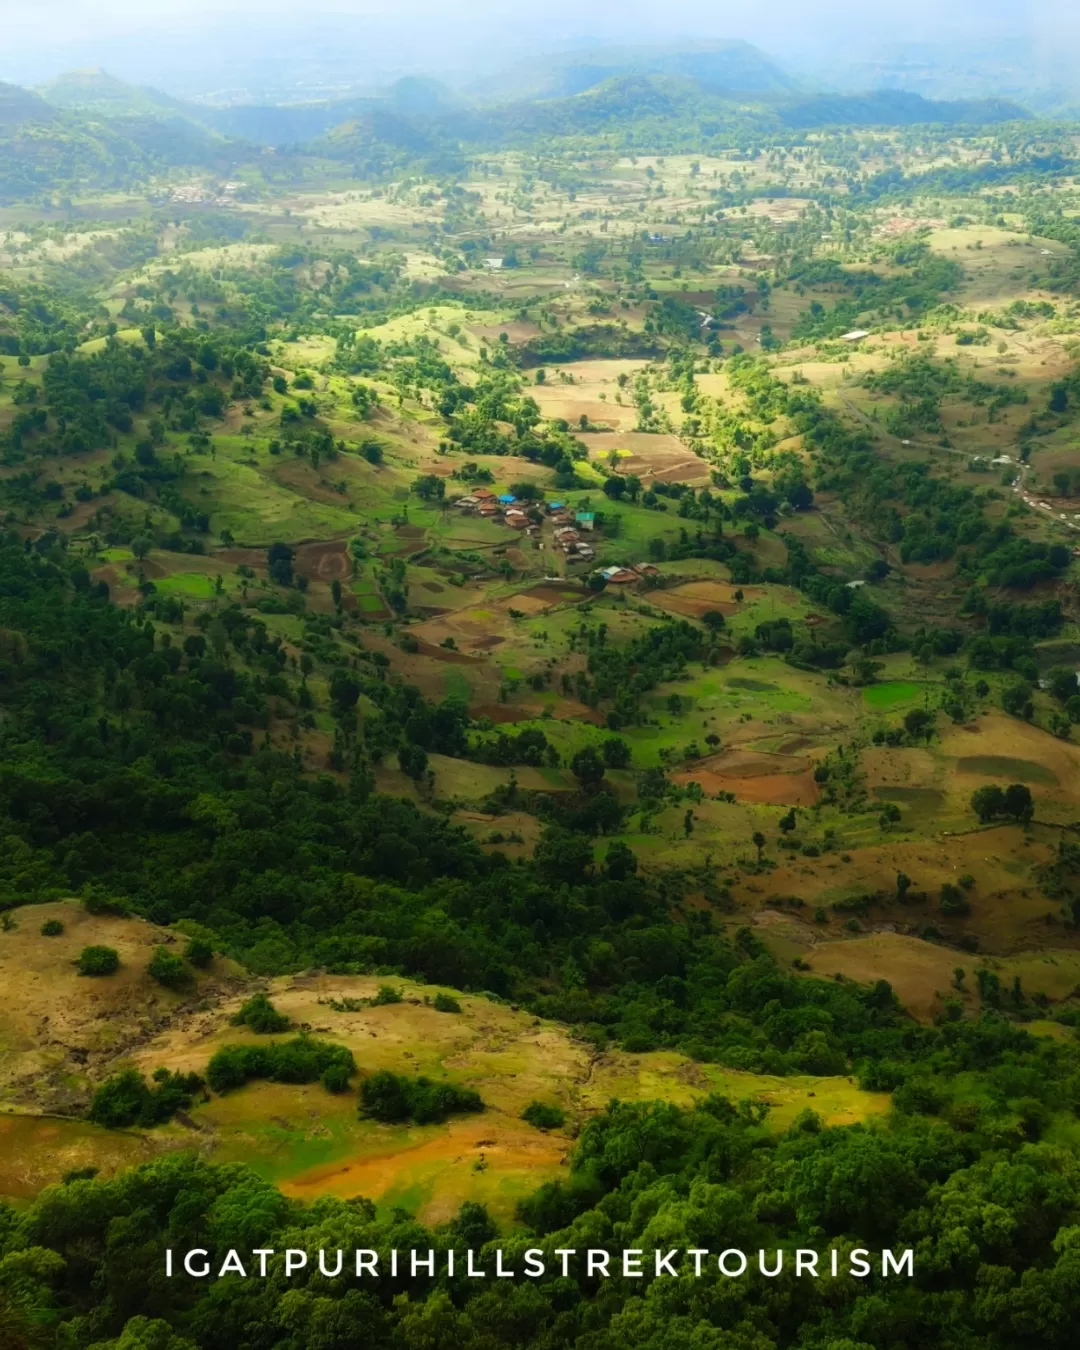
[147,945,190,990]
[971,783,1034,824]
[370,984,402,1006]
[205,1037,354,1094]
[88,1067,203,1128]
[229,993,291,1034]
[359,1069,483,1124]
[75,945,119,976]
[183,937,213,968]
[40,918,63,936]
[320,1061,353,1093]
[521,1100,566,1130]
[432,991,461,1013]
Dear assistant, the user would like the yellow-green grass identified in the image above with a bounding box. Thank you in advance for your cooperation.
[0,948,891,1222]
[154,572,220,599]
[185,456,360,543]
[862,681,925,710]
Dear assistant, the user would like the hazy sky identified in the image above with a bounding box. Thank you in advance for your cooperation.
[4,0,1080,96]
[2,0,1055,41]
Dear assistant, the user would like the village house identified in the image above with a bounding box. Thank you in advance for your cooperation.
[601,565,639,585]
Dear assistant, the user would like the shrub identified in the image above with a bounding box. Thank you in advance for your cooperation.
[230,992,291,1034]
[893,1076,950,1116]
[40,919,64,936]
[89,1067,204,1128]
[147,945,190,990]
[359,1070,484,1124]
[321,1062,353,1093]
[521,1101,566,1131]
[940,883,971,916]
[206,1037,354,1094]
[370,985,402,1006]
[432,992,461,1014]
[76,945,119,977]
[81,889,130,917]
[184,937,214,968]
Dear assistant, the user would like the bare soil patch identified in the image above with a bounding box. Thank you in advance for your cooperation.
[294,539,351,581]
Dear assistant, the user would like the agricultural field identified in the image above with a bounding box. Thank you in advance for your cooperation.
[6,77,1080,1329]
[0,902,888,1220]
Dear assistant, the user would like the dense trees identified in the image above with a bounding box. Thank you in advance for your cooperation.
[359,1070,484,1124]
[971,782,1035,824]
[9,1063,1080,1350]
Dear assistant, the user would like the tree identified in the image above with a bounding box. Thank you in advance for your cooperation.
[601,737,631,769]
[147,945,189,990]
[76,945,119,976]
[701,610,727,633]
[534,828,594,884]
[971,784,1005,822]
[1002,681,1033,719]
[603,475,626,499]
[522,1101,565,1130]
[903,708,934,741]
[605,841,638,881]
[329,670,361,714]
[398,743,428,780]
[183,937,213,968]
[879,802,901,830]
[778,808,797,834]
[940,883,970,915]
[896,871,912,901]
[1047,666,1079,703]
[412,474,445,501]
[231,992,290,1033]
[267,542,294,586]
[571,745,606,787]
[321,1061,352,1093]
[752,831,766,861]
[1002,782,1034,824]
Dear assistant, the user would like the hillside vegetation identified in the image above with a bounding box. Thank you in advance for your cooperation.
[3,74,1080,1350]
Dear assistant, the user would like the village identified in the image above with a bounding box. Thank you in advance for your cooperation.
[449,484,661,584]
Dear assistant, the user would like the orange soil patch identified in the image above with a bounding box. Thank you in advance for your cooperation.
[651,580,767,619]
[280,1115,566,1223]
[673,747,819,806]
[675,767,820,806]
[586,431,712,484]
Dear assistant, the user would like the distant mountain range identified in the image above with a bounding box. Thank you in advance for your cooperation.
[27,56,1032,147]
[466,41,798,103]
[0,49,1036,204]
